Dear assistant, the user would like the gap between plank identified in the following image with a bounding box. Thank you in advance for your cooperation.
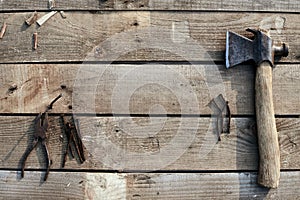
[0,9,299,14]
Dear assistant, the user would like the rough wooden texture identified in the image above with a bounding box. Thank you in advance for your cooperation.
[0,0,300,12]
[0,12,299,63]
[1,116,300,171]
[0,170,126,200]
[0,64,300,115]
[255,62,280,188]
[0,170,299,199]
[126,172,300,199]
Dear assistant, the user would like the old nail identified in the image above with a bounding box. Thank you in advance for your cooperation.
[33,32,38,50]
[25,11,38,26]
[47,93,63,110]
[0,22,7,39]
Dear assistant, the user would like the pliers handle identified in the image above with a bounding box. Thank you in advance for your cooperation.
[20,112,51,181]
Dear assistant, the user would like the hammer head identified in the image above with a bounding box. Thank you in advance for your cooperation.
[225,29,288,68]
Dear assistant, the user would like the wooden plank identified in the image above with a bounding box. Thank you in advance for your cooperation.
[0,64,299,115]
[126,172,300,199]
[1,170,300,199]
[0,0,300,12]
[0,12,299,63]
[1,116,300,171]
[0,170,126,200]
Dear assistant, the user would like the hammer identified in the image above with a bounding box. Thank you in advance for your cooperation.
[226,28,288,188]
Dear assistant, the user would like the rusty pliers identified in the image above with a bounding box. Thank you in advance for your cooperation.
[61,115,85,167]
[20,112,51,181]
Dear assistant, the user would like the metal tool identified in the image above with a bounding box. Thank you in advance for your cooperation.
[61,115,85,167]
[208,94,231,141]
[20,112,51,181]
[20,94,62,181]
[226,28,288,188]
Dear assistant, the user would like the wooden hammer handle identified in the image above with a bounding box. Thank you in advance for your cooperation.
[255,61,280,188]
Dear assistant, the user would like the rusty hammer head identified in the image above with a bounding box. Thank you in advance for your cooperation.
[226,28,288,68]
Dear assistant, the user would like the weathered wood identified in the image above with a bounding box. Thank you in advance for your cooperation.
[0,170,126,200]
[0,116,300,171]
[0,170,299,199]
[0,0,300,12]
[255,62,280,188]
[0,64,300,115]
[0,12,298,63]
[126,172,300,199]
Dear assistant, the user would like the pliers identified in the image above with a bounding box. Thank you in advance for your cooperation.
[61,115,85,167]
[20,112,51,181]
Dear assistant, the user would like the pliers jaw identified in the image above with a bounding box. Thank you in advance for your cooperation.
[34,112,49,140]
[21,112,51,181]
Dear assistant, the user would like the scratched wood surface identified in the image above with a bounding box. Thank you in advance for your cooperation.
[0,12,299,63]
[0,170,126,200]
[0,1,300,199]
[126,172,300,199]
[0,64,300,115]
[0,116,299,171]
[0,170,299,199]
[0,0,300,12]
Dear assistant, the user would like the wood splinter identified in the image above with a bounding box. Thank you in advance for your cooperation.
[0,22,7,39]
[33,32,38,50]
[25,11,38,26]
[36,11,58,26]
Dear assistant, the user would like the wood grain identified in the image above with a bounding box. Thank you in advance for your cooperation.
[1,116,300,171]
[0,170,300,199]
[0,170,126,200]
[126,172,300,199]
[0,64,299,115]
[0,0,300,12]
[0,12,298,63]
[255,62,280,188]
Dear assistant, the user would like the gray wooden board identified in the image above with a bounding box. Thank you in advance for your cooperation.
[0,170,126,200]
[0,12,298,63]
[0,64,299,115]
[0,116,299,171]
[0,170,299,199]
[126,172,300,199]
[0,0,300,12]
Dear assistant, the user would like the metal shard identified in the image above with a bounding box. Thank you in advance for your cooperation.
[225,31,253,68]
[226,29,288,68]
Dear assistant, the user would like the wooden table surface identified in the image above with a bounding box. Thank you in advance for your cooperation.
[0,0,300,199]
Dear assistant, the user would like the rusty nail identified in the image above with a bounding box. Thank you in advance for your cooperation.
[0,22,7,39]
[33,32,38,50]
[25,11,38,26]
[47,93,63,110]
